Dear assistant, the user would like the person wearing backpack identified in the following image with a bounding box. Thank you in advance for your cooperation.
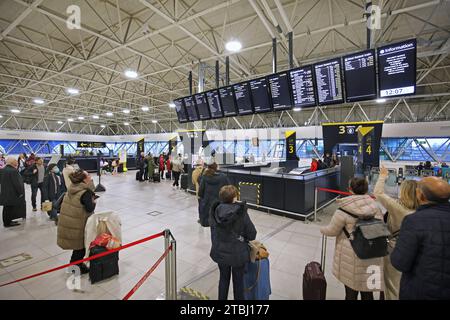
[373,166,419,300]
[320,177,384,300]
[209,185,257,300]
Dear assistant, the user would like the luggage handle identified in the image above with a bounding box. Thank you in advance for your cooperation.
[320,234,327,273]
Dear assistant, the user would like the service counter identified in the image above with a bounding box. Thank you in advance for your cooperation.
[43,156,137,173]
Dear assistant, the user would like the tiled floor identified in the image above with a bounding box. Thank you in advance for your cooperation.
[0,171,380,300]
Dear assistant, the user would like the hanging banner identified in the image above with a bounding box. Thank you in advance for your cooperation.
[136,138,145,157]
[285,130,297,161]
[77,142,106,148]
[322,121,383,168]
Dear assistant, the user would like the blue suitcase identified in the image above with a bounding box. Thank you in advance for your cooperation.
[243,258,271,300]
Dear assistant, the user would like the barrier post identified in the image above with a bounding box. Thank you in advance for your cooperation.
[169,239,177,300]
[164,229,171,300]
[314,187,318,222]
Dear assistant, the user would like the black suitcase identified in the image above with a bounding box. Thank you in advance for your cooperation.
[166,171,171,180]
[135,170,140,181]
[153,173,161,182]
[303,235,327,300]
[89,246,119,284]
[180,174,188,190]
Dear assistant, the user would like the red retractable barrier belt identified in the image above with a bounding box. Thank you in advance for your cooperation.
[0,231,165,288]
[122,244,172,300]
[316,187,376,199]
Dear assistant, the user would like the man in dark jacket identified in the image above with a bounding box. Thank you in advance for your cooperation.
[198,163,229,227]
[391,176,450,300]
[209,185,257,300]
[136,152,145,182]
[42,163,66,221]
[24,157,45,211]
[0,157,26,227]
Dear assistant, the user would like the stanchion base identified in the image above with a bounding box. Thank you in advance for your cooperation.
[95,184,106,192]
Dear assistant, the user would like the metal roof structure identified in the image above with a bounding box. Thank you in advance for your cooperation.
[0,0,449,135]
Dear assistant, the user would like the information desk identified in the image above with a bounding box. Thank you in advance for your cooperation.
[218,165,340,220]
[43,156,137,173]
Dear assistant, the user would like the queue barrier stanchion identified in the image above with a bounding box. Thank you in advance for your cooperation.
[169,239,177,300]
[164,229,171,300]
[0,231,165,288]
[122,244,172,300]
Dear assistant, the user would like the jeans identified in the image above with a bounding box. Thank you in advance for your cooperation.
[173,171,181,186]
[218,264,245,300]
[344,285,374,300]
[48,200,58,219]
[31,182,43,209]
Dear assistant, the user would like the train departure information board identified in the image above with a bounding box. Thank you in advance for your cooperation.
[343,49,377,102]
[183,96,199,121]
[219,86,238,116]
[206,90,223,118]
[314,59,344,105]
[378,39,416,98]
[249,77,272,113]
[194,93,210,120]
[268,72,293,111]
[174,99,188,123]
[289,66,316,108]
[233,82,253,115]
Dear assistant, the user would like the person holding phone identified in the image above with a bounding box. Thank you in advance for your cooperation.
[57,169,97,274]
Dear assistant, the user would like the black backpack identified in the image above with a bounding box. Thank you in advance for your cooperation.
[340,208,390,260]
[89,246,119,284]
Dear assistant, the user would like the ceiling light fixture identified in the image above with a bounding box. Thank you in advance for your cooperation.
[33,98,44,105]
[11,109,20,113]
[106,112,113,116]
[376,98,387,103]
[123,109,130,114]
[293,107,301,112]
[142,106,149,111]
[100,125,106,128]
[124,122,130,126]
[78,116,85,120]
[152,120,158,124]
[169,102,176,108]
[92,115,99,119]
[225,40,242,52]
[67,118,74,122]
[66,88,79,95]
[57,121,63,124]
[124,69,138,79]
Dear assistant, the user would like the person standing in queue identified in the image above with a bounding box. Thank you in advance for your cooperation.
[17,153,27,175]
[57,169,97,274]
[323,153,332,168]
[171,153,184,189]
[198,162,229,227]
[137,152,145,182]
[390,177,450,300]
[373,166,419,300]
[159,153,165,180]
[63,157,76,190]
[209,185,257,300]
[320,177,384,300]
[42,163,66,223]
[192,160,206,223]
[147,153,156,181]
[310,158,319,172]
[0,157,26,227]
[26,157,46,212]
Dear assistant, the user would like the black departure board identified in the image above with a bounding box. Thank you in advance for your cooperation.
[314,58,344,105]
[268,72,293,111]
[233,82,253,115]
[219,86,238,117]
[205,89,223,118]
[194,93,211,120]
[289,65,316,108]
[343,49,377,102]
[174,98,188,123]
[249,77,272,113]
[378,39,416,98]
[183,96,199,121]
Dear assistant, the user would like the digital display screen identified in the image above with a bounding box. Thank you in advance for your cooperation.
[314,58,344,105]
[205,90,223,119]
[268,72,293,111]
[183,96,199,121]
[174,98,188,123]
[378,39,416,98]
[249,77,272,113]
[289,65,316,108]
[219,86,238,117]
[194,93,210,120]
[343,49,377,102]
[233,82,253,115]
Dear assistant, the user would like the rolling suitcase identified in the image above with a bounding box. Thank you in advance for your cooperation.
[244,258,271,300]
[153,173,160,182]
[135,170,140,181]
[180,173,188,190]
[89,246,119,284]
[302,235,327,300]
[166,171,171,180]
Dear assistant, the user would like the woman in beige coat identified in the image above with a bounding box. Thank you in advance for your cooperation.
[321,177,384,300]
[373,166,418,300]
